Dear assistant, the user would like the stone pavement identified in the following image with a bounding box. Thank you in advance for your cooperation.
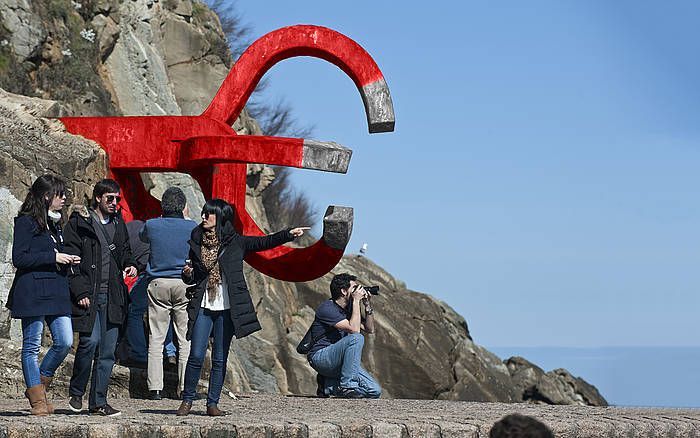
[0,393,698,437]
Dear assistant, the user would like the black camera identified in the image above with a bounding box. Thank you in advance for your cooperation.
[365,285,380,296]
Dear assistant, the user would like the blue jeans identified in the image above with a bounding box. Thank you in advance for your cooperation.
[20,315,73,388]
[126,275,176,361]
[164,323,176,357]
[182,308,234,406]
[69,293,120,408]
[310,333,381,398]
[126,274,148,362]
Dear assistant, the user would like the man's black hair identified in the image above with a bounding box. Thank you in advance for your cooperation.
[489,414,554,438]
[91,178,120,209]
[161,186,186,217]
[330,273,357,300]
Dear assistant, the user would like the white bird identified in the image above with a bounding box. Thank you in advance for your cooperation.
[360,243,368,254]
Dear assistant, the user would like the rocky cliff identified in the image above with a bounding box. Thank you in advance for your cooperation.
[0,0,607,406]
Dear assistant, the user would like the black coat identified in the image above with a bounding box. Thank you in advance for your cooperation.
[183,223,294,340]
[7,215,72,318]
[62,207,135,333]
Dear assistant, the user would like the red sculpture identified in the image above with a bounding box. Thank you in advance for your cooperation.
[59,25,395,282]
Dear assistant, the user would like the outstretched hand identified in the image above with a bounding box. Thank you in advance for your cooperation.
[290,227,311,238]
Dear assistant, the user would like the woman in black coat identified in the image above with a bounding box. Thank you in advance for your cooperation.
[7,175,80,415]
[176,199,308,416]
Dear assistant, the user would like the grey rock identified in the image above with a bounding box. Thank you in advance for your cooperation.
[506,356,608,406]
[91,14,120,61]
[0,0,45,61]
[0,188,21,339]
[170,0,193,18]
[166,55,229,116]
[161,16,209,67]
[0,89,107,340]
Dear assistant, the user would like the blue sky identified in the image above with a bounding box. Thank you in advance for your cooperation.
[232,1,700,348]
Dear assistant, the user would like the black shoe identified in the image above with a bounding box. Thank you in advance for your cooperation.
[89,403,121,417]
[334,387,364,399]
[316,374,328,398]
[149,390,162,400]
[68,396,82,412]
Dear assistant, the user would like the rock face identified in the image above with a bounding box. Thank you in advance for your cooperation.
[0,1,607,406]
[0,88,107,340]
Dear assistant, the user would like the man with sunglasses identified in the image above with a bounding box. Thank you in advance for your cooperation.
[306,273,381,398]
[63,179,137,416]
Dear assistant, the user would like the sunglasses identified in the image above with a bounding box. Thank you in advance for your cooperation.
[105,195,121,204]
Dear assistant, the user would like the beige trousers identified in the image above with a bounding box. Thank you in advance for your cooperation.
[146,277,191,392]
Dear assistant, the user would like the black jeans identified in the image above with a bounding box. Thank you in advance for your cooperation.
[69,292,120,408]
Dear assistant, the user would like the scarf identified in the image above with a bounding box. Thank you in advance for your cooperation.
[201,228,222,304]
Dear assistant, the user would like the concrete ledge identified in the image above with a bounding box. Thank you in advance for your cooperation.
[0,394,697,437]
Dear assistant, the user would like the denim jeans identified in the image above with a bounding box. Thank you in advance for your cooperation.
[125,275,176,362]
[310,333,381,398]
[69,292,120,408]
[126,274,148,362]
[20,315,73,388]
[181,308,234,406]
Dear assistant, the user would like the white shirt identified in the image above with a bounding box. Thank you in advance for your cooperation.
[201,282,230,311]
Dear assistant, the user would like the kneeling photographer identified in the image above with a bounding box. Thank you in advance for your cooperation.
[302,273,381,398]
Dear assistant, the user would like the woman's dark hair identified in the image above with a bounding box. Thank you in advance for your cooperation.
[17,174,66,231]
[330,273,357,300]
[91,178,120,209]
[201,198,235,240]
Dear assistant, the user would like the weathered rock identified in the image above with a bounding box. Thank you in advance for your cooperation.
[505,356,608,406]
[91,14,120,61]
[167,55,229,115]
[446,340,519,402]
[0,0,45,61]
[161,16,209,67]
[0,88,107,338]
[548,368,608,406]
[104,3,180,116]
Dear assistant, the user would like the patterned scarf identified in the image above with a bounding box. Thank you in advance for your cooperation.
[201,228,222,304]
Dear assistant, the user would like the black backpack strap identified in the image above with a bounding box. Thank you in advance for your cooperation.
[90,211,120,266]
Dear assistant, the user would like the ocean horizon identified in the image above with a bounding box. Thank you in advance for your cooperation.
[488,346,700,408]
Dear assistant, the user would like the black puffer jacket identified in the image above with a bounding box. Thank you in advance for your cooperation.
[63,206,135,333]
[183,222,294,340]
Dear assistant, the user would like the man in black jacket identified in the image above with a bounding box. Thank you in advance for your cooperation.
[63,179,137,416]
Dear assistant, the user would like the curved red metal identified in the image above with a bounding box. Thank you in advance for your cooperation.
[59,25,394,282]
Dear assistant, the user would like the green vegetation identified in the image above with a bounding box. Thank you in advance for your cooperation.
[0,52,8,71]
[206,31,233,68]
[192,1,208,19]
[47,0,71,21]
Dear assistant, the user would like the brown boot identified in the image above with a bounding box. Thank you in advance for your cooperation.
[206,404,227,416]
[176,401,192,416]
[39,375,54,414]
[25,385,49,416]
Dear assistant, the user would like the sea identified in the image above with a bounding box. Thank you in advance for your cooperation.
[488,346,700,408]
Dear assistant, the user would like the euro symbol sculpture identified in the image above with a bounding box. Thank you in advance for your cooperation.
[59,25,395,282]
